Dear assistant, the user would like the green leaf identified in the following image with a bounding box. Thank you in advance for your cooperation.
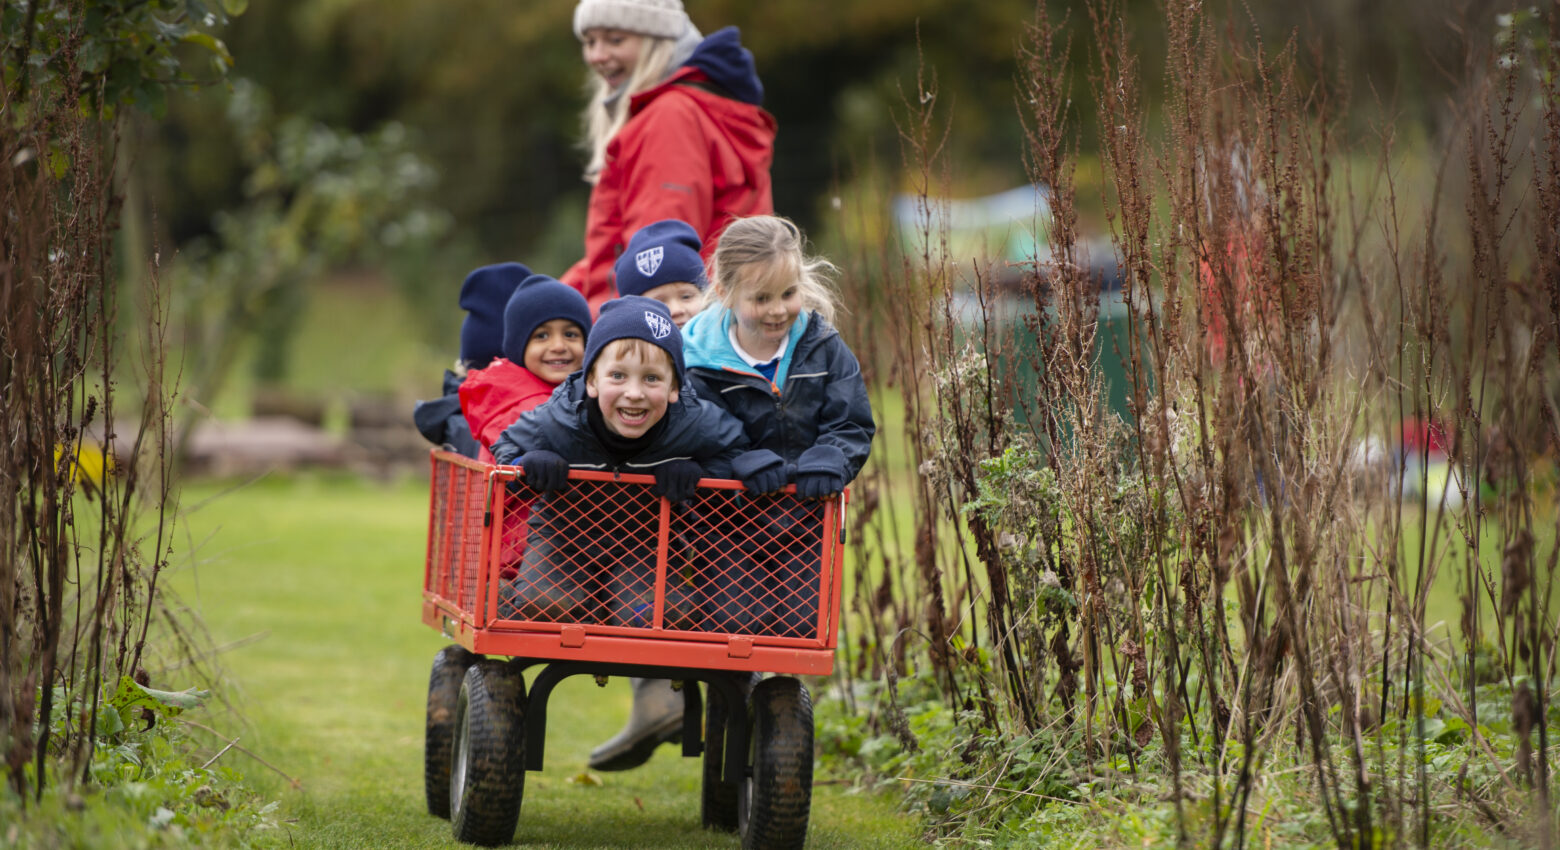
[109,675,209,718]
[80,40,110,74]
[1434,717,1469,744]
[133,80,167,118]
[180,31,234,67]
[221,0,249,15]
[44,141,69,179]
[98,703,126,737]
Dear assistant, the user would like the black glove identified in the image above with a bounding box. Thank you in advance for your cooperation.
[732,449,787,495]
[795,444,848,500]
[519,450,570,493]
[652,459,704,504]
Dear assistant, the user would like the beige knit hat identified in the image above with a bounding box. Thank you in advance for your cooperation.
[573,0,690,40]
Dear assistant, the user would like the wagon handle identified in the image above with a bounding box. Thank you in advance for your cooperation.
[484,466,522,528]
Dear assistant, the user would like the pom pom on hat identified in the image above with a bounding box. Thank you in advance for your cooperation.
[459,262,531,366]
[614,219,707,298]
[501,275,593,365]
[582,296,685,380]
[573,0,690,40]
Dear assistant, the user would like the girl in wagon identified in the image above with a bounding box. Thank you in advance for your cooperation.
[682,214,876,636]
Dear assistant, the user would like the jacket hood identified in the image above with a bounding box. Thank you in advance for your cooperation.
[683,305,816,388]
[682,26,763,106]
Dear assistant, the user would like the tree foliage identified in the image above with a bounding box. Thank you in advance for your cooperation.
[129,0,1494,276]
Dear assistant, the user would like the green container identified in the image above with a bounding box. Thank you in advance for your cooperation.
[949,287,1146,430]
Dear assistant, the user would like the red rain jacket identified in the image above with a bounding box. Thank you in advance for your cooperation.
[458,359,559,463]
[561,66,777,315]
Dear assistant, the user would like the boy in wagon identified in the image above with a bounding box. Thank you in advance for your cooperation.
[491,296,749,624]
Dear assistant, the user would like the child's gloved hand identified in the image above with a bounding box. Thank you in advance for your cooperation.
[519,450,570,493]
[732,449,787,495]
[652,459,703,504]
[795,444,848,500]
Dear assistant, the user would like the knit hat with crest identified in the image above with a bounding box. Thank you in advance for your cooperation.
[573,0,690,40]
[614,219,707,297]
[582,296,685,380]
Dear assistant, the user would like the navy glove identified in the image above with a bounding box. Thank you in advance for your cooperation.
[795,444,848,500]
[732,449,787,495]
[519,450,570,493]
[652,459,703,504]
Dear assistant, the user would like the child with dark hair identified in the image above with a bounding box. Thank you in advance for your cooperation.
[491,296,748,625]
[459,274,593,463]
[412,262,530,458]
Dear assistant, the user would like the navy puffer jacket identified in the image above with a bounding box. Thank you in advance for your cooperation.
[412,369,481,458]
[490,372,748,478]
[681,307,874,482]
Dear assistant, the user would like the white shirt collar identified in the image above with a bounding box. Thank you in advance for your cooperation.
[728,325,787,369]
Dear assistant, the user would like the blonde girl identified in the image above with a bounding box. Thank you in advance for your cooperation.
[683,214,876,636]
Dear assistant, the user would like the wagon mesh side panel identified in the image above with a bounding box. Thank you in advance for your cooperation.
[427,458,451,599]
[672,491,826,640]
[455,466,487,615]
[494,480,660,627]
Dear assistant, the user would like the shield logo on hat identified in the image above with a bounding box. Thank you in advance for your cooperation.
[644,311,673,340]
[635,246,663,277]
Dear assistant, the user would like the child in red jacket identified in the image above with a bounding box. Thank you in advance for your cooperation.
[459,274,593,462]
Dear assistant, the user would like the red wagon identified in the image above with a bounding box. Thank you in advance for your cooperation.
[420,449,848,848]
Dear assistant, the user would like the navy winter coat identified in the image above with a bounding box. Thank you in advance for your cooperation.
[412,369,481,458]
[490,373,749,479]
[681,307,875,482]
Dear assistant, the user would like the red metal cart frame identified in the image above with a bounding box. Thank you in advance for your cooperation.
[421,449,848,676]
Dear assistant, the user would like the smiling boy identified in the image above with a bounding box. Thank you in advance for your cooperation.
[490,296,749,624]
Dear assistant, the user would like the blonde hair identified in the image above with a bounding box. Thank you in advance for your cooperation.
[588,338,680,389]
[709,215,841,325]
[580,35,680,182]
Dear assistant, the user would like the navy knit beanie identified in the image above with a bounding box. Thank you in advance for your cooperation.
[583,296,685,381]
[459,262,531,366]
[501,275,593,365]
[613,219,707,298]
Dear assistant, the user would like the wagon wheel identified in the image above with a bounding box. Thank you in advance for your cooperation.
[450,659,527,847]
[424,645,478,818]
[700,680,741,832]
[738,677,813,850]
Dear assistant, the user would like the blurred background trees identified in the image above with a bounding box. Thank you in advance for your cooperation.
[130,0,1487,317]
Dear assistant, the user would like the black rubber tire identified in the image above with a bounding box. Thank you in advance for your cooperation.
[700,680,741,832]
[450,659,527,847]
[424,645,478,818]
[739,677,813,850]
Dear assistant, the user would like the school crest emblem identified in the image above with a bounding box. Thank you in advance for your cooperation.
[644,311,673,340]
[635,246,663,277]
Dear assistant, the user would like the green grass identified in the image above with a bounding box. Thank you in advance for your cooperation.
[164,471,924,849]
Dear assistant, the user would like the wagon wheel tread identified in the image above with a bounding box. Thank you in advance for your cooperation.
[741,676,813,850]
[424,645,478,819]
[451,659,527,847]
[701,681,741,832]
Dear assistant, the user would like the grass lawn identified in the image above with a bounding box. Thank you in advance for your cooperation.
[164,471,924,849]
